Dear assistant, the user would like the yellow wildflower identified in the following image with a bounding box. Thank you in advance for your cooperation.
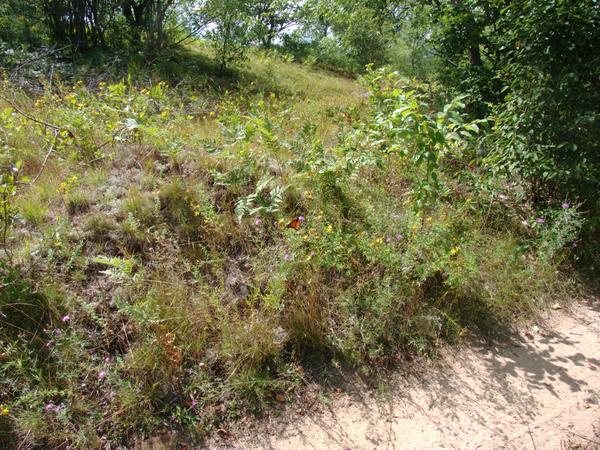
[191,203,202,217]
[450,246,460,256]
[326,224,333,233]
[0,406,9,416]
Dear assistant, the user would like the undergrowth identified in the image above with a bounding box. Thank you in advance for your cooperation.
[0,48,585,448]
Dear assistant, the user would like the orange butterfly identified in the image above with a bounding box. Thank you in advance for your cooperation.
[286,216,305,230]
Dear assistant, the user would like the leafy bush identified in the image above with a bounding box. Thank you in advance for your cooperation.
[361,67,483,212]
[488,1,600,206]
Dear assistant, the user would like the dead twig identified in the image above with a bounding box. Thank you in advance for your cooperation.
[527,424,538,450]
[48,64,55,92]
[31,130,58,184]
[565,430,600,446]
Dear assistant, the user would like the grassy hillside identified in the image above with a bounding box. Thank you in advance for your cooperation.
[0,44,583,448]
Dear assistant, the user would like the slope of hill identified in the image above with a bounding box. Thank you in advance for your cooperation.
[0,44,589,448]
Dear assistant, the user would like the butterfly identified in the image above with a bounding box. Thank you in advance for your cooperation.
[287,218,302,230]
[286,216,305,230]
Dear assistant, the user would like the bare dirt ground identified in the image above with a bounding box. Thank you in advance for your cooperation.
[206,298,600,450]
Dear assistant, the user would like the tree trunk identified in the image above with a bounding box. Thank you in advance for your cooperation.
[71,0,89,50]
[469,45,482,67]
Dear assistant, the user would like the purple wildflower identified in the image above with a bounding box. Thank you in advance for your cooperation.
[284,253,291,261]
[44,403,60,414]
[104,356,110,364]
[61,315,70,323]
[386,236,392,243]
[98,370,107,380]
[536,217,545,224]
[53,328,61,335]
[298,216,305,223]
[254,218,263,226]
[562,202,570,209]
[396,234,404,241]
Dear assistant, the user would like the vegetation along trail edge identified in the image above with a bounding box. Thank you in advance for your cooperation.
[197,299,600,450]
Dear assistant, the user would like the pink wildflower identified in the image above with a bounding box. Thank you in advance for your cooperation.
[44,403,61,414]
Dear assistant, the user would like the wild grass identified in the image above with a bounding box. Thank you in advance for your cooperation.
[0,44,585,448]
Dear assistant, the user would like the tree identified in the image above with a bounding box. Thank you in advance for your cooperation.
[0,0,46,46]
[33,0,128,50]
[298,0,394,71]
[250,0,298,48]
[422,0,600,206]
[202,0,254,73]
[423,0,503,115]
[121,0,179,48]
[489,0,600,204]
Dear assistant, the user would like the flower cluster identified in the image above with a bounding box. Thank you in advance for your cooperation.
[44,402,62,414]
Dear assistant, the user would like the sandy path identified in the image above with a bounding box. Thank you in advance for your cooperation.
[211,299,600,450]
